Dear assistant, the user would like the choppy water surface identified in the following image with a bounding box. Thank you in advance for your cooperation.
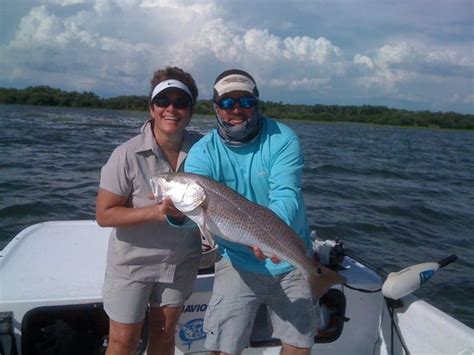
[1,104,473,327]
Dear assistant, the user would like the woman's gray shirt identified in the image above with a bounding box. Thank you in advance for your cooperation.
[99,120,202,282]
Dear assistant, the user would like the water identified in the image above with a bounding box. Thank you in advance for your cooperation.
[1,104,473,328]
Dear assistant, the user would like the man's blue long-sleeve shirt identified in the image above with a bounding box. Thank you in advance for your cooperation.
[185,117,311,275]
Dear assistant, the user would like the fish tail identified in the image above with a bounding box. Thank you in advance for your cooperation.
[308,266,345,299]
[308,273,330,299]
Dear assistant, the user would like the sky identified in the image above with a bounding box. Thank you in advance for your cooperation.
[1,0,473,114]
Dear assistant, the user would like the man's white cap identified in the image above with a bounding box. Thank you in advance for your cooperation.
[213,70,258,100]
[151,79,193,102]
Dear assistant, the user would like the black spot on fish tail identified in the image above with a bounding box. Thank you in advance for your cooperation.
[308,265,345,298]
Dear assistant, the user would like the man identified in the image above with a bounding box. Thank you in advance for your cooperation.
[185,69,318,354]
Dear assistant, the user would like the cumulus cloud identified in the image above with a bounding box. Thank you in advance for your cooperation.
[10,6,68,49]
[0,0,472,113]
[353,54,374,70]
[196,26,345,70]
[352,39,473,112]
[40,0,88,6]
[1,1,348,99]
[353,42,416,92]
[268,77,331,91]
[2,5,157,93]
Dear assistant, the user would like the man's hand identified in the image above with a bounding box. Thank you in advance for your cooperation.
[251,246,281,264]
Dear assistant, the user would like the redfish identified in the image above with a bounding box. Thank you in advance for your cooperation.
[150,172,344,297]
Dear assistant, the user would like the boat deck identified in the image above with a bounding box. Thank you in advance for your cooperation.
[1,220,473,355]
[1,221,110,304]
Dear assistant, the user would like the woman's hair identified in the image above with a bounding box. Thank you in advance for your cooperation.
[149,66,198,107]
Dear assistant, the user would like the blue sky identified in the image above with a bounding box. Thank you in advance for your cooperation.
[1,0,473,113]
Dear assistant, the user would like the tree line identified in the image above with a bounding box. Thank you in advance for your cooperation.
[1,85,473,129]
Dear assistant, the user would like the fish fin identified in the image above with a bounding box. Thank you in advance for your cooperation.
[195,206,216,249]
[309,263,346,299]
[200,228,215,250]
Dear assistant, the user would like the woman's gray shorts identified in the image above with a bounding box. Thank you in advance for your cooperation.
[204,258,319,353]
[102,265,199,324]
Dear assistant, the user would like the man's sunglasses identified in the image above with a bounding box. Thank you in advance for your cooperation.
[216,96,257,110]
[153,96,191,109]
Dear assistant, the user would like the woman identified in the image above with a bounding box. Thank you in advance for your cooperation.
[96,67,202,355]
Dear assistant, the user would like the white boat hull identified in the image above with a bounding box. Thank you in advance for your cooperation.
[1,221,472,355]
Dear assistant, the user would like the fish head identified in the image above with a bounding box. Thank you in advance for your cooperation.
[150,173,206,213]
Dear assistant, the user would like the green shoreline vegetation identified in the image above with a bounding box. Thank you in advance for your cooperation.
[1,85,473,130]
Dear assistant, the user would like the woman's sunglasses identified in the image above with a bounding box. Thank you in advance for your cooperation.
[153,96,191,109]
[216,96,257,110]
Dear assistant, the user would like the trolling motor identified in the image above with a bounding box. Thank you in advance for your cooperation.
[382,254,458,300]
[311,230,458,300]
[311,231,345,269]
[381,254,458,355]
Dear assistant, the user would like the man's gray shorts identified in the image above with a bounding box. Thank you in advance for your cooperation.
[102,266,199,324]
[204,258,319,353]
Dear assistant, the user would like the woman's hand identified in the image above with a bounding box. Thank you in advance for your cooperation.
[96,189,185,227]
[158,198,187,223]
